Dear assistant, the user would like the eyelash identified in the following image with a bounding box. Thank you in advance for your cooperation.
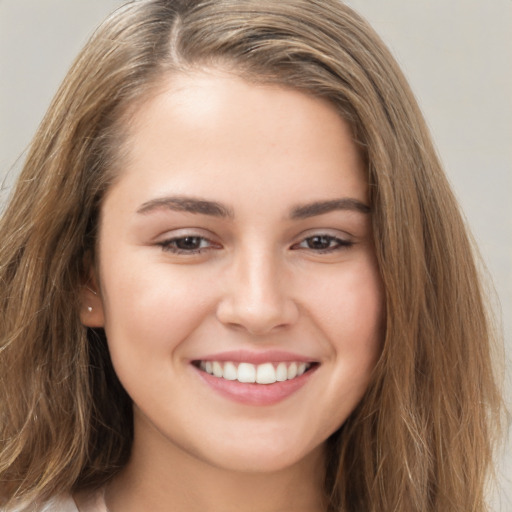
[157,234,353,255]
[157,236,216,255]
[292,234,353,253]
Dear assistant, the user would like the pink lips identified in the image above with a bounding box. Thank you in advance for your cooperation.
[192,350,318,406]
[195,349,314,364]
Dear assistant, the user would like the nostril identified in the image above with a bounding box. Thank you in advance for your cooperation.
[215,295,299,335]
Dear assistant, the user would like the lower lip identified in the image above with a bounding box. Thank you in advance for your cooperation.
[194,365,317,406]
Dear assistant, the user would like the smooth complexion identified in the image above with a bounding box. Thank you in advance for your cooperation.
[81,70,383,512]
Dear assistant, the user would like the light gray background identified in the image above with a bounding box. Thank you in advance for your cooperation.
[1,0,510,508]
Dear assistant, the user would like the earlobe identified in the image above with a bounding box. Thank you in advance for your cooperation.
[80,279,105,328]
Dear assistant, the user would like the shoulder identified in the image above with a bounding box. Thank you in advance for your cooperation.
[0,488,106,512]
[0,495,78,512]
[39,495,78,512]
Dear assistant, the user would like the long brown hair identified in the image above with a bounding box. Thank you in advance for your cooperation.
[0,1,504,510]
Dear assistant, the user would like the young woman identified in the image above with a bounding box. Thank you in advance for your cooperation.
[0,1,504,511]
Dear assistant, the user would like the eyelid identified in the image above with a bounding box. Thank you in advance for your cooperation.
[290,230,354,253]
[153,226,217,242]
[157,235,221,254]
[154,228,222,255]
[153,228,355,256]
[292,227,354,242]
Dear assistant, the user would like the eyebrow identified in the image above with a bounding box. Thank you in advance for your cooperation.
[289,198,371,219]
[137,196,234,218]
[136,195,370,219]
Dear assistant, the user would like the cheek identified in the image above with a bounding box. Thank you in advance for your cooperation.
[98,250,215,359]
[314,258,384,350]
[312,257,383,417]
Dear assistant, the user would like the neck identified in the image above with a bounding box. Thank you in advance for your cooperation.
[105,413,327,512]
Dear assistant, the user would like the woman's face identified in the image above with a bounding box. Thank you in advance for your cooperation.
[83,70,383,473]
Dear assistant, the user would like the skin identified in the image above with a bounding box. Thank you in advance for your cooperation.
[81,70,383,512]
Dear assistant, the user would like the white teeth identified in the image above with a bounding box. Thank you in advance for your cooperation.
[199,360,312,384]
[237,363,256,383]
[276,362,288,382]
[256,363,276,384]
[287,362,298,379]
[212,361,223,378]
[223,361,238,381]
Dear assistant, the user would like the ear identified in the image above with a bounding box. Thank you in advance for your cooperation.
[79,270,105,328]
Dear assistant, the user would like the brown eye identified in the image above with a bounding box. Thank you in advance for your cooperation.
[293,234,353,253]
[306,236,334,250]
[158,236,215,254]
[174,236,203,251]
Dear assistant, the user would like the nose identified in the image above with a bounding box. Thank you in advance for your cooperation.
[215,249,299,335]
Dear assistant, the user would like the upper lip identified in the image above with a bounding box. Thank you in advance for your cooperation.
[192,350,317,365]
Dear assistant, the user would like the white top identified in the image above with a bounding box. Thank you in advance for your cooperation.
[3,488,107,512]
[35,495,79,512]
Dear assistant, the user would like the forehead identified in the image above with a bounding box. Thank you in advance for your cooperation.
[108,69,367,212]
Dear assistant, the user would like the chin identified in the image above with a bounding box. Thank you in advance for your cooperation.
[190,433,325,475]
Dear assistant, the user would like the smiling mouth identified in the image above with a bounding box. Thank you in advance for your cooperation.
[193,360,316,384]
